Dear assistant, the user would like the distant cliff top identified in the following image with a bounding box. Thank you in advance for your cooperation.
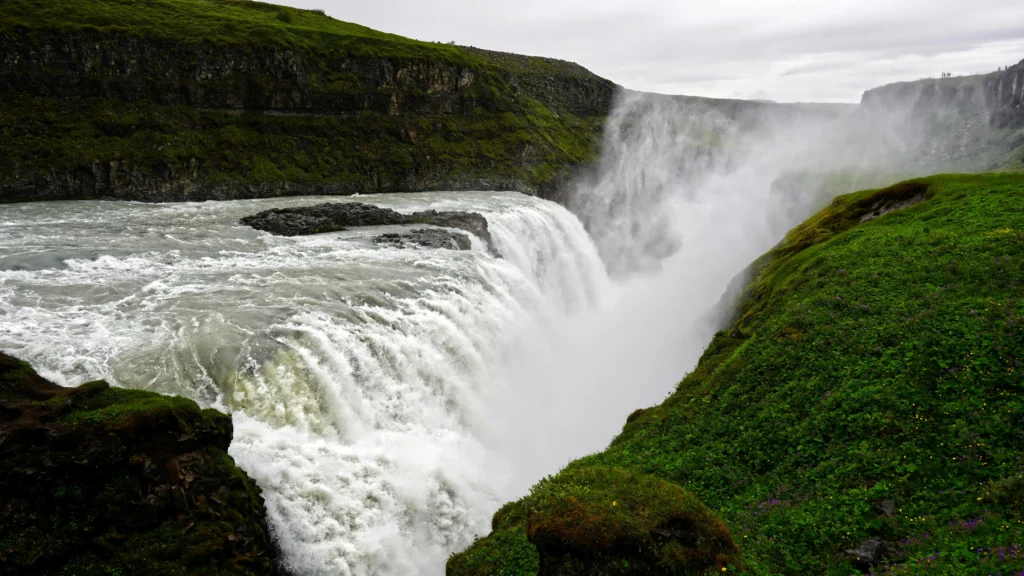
[860,58,1024,107]
[0,0,613,92]
[0,0,617,202]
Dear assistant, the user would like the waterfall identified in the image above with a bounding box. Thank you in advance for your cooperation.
[0,85,973,576]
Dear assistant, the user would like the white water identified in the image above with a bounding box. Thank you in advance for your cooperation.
[0,178,790,575]
[0,89,947,575]
[0,192,609,575]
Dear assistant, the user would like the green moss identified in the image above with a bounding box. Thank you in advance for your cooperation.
[0,0,465,60]
[447,527,539,576]
[451,173,1024,575]
[62,386,198,424]
[0,0,613,198]
[1,353,273,574]
[450,467,739,575]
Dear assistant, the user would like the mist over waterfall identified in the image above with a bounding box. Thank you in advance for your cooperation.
[0,88,972,576]
[491,86,977,492]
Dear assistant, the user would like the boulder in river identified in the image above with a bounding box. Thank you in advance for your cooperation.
[239,202,495,251]
[372,228,473,251]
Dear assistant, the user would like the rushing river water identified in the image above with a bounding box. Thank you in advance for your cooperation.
[0,91,861,575]
[0,191,616,574]
[0,186,779,575]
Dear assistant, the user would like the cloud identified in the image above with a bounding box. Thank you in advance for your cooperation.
[277,0,1024,102]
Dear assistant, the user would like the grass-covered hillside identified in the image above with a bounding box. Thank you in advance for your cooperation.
[449,173,1024,575]
[0,0,616,201]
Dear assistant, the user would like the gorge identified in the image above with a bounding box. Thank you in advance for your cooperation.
[1,1,1023,576]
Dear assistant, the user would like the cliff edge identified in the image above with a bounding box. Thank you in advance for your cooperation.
[0,352,281,575]
[0,0,616,203]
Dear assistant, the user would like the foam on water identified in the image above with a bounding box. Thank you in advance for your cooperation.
[0,192,606,575]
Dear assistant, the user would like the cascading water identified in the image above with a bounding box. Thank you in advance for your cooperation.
[0,192,607,575]
[0,88,960,575]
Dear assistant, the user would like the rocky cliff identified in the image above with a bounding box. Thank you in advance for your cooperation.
[0,352,281,575]
[862,59,1024,127]
[860,59,1024,170]
[0,0,616,203]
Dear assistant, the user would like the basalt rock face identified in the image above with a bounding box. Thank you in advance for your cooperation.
[0,352,280,575]
[0,30,613,119]
[0,2,617,203]
[860,59,1024,169]
[861,59,1024,126]
[240,201,494,249]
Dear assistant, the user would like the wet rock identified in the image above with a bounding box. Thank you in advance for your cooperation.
[406,209,491,246]
[240,202,408,236]
[240,201,496,253]
[373,228,473,251]
[0,352,280,575]
[845,538,893,572]
[859,191,926,222]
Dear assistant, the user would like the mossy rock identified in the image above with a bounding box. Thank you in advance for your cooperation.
[447,467,740,576]
[526,467,740,575]
[0,352,279,575]
[447,527,539,576]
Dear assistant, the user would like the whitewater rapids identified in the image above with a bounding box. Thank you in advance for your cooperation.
[0,87,878,574]
[0,192,620,574]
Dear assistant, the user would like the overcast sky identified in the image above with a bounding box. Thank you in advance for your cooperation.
[277,0,1024,103]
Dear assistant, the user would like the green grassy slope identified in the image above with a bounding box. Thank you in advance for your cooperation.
[0,0,615,201]
[0,0,588,70]
[450,173,1024,575]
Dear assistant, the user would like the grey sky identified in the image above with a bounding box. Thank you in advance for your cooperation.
[277,0,1024,103]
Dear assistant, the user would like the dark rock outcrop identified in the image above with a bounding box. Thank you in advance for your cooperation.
[373,229,472,251]
[240,201,494,249]
[241,202,412,236]
[0,352,280,575]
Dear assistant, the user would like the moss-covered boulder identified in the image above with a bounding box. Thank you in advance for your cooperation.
[527,467,740,575]
[448,467,740,576]
[0,352,279,575]
[447,526,539,576]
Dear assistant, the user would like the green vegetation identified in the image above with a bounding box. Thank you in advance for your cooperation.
[0,0,613,200]
[0,0,471,59]
[0,352,277,575]
[0,93,597,194]
[449,173,1024,574]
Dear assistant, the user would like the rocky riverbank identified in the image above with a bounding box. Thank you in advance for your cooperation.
[0,352,281,575]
